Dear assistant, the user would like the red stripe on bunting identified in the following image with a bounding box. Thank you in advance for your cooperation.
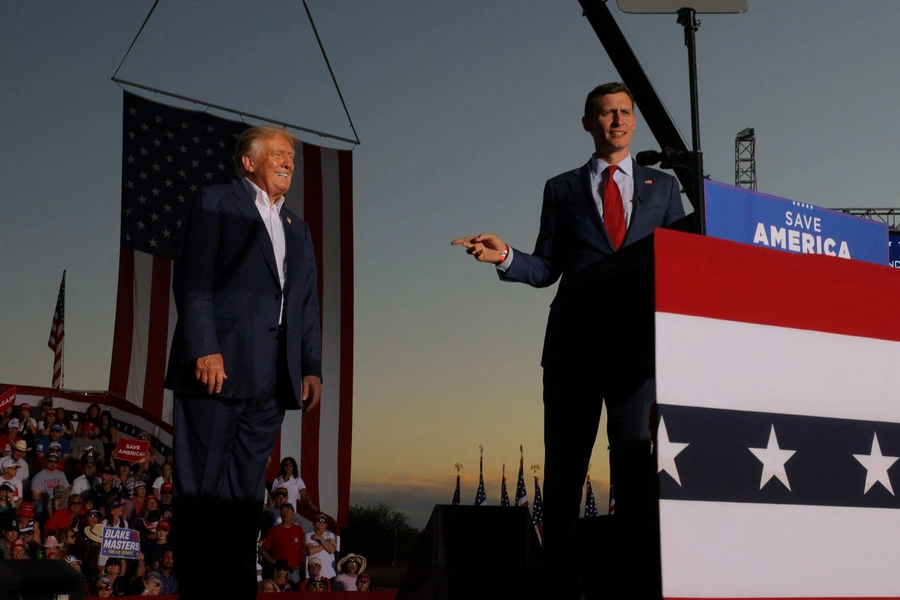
[654,228,900,342]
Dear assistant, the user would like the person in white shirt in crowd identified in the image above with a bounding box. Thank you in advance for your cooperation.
[71,456,101,497]
[151,462,173,497]
[0,457,24,506]
[304,513,337,578]
[271,457,317,512]
[334,553,367,591]
[9,440,31,491]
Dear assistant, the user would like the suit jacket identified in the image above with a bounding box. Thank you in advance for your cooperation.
[500,160,684,367]
[164,182,322,408]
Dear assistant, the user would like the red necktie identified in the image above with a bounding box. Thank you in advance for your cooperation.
[602,165,626,250]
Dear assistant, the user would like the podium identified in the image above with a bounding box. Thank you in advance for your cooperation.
[568,228,900,599]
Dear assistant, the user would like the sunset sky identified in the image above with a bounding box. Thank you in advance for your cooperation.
[2,1,898,527]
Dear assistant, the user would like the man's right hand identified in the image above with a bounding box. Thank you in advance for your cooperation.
[450,233,508,264]
[194,353,227,394]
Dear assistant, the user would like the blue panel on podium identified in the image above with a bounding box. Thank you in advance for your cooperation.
[704,180,888,265]
[890,233,900,268]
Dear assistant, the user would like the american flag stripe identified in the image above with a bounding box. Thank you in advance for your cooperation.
[110,92,353,525]
[653,229,900,599]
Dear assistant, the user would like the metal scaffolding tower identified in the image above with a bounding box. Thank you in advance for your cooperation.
[734,127,757,190]
[834,208,900,233]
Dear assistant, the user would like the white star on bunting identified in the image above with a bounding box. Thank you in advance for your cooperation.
[748,425,796,491]
[657,416,689,486]
[853,433,898,495]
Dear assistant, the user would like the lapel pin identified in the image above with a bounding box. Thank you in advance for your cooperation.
[644,179,653,184]
[286,216,292,225]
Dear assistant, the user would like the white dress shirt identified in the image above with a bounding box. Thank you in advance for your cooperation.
[243,178,287,322]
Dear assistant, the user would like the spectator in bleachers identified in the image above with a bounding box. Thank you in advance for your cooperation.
[297,557,332,592]
[37,406,57,438]
[44,492,82,535]
[70,422,103,463]
[271,457,318,513]
[89,465,120,509]
[269,559,295,592]
[0,419,23,456]
[356,573,371,591]
[135,498,160,537]
[1,518,19,559]
[64,552,83,573]
[132,432,160,488]
[305,576,330,593]
[259,502,306,581]
[157,548,178,595]
[140,571,163,596]
[30,452,69,511]
[9,440,31,491]
[55,408,75,440]
[305,513,337,578]
[151,462,173,496]
[71,456,100,497]
[98,558,131,596]
[43,534,60,559]
[113,461,135,499]
[55,526,77,554]
[36,425,73,462]
[102,498,129,529]
[82,521,105,576]
[0,457,24,506]
[334,553,367,591]
[0,481,17,516]
[76,404,102,437]
[260,485,302,540]
[95,576,114,598]
[125,480,147,521]
[144,519,171,570]
[15,404,38,452]
[157,482,173,519]
[16,501,41,548]
[9,537,27,559]
[260,579,280,593]
[97,411,118,460]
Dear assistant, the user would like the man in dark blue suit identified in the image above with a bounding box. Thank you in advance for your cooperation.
[165,126,322,600]
[453,82,684,597]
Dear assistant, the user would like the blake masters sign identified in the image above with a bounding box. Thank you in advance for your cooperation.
[704,181,888,265]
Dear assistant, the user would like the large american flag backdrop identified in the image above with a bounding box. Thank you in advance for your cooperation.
[109,92,354,524]
[652,229,900,599]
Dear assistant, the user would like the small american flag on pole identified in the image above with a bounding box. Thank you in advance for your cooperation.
[532,473,544,542]
[48,270,66,389]
[515,447,529,507]
[500,464,510,507]
[584,475,599,518]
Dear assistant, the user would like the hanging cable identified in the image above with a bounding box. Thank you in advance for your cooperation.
[112,0,161,81]
[302,0,361,146]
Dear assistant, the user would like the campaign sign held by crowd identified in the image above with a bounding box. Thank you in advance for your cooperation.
[101,527,142,559]
[704,181,888,265]
[114,438,149,462]
[0,386,15,413]
[890,234,900,268]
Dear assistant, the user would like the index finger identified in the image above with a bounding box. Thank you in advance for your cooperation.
[450,236,475,246]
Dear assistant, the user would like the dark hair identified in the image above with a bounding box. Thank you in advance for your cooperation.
[84,404,101,422]
[100,410,114,426]
[584,82,634,118]
[279,457,299,480]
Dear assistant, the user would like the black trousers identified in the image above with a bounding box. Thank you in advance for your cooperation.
[540,365,657,599]
[172,340,292,600]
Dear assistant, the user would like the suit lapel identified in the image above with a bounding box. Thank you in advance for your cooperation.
[568,162,614,252]
[281,209,297,291]
[625,164,649,244]
[231,181,281,288]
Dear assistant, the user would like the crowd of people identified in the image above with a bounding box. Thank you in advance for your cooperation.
[1,397,371,594]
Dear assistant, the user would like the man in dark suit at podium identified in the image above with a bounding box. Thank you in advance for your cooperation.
[165,126,323,600]
[453,82,684,598]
